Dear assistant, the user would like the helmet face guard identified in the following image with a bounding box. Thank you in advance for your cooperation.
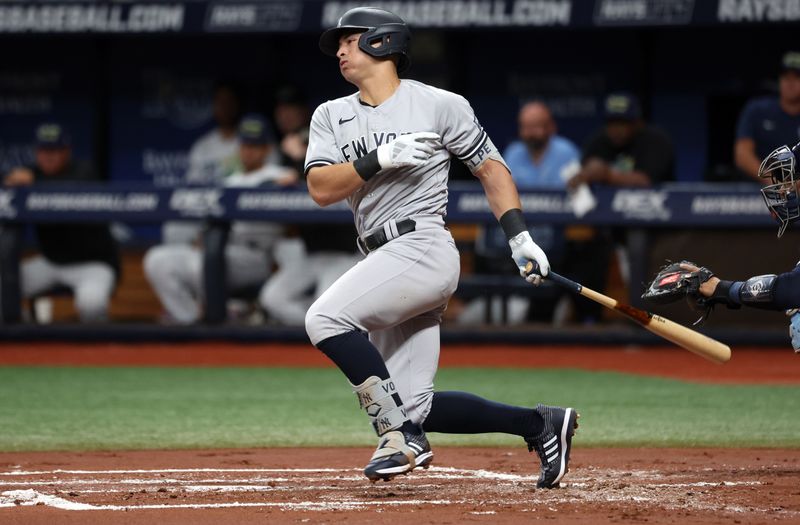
[759,144,800,238]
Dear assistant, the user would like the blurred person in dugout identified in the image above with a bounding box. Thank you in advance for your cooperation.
[457,100,582,325]
[565,92,675,323]
[735,51,800,182]
[163,81,242,244]
[272,85,311,173]
[258,217,362,327]
[259,87,360,325]
[144,114,297,324]
[3,123,120,322]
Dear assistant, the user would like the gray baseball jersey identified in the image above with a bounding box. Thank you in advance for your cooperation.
[304,79,506,424]
[305,79,506,235]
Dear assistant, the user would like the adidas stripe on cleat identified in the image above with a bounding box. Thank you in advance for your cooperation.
[525,404,579,489]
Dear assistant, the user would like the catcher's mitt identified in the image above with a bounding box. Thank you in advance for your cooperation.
[642,261,718,324]
[641,261,714,305]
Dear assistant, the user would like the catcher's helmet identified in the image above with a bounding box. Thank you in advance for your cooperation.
[759,142,800,237]
[319,7,411,73]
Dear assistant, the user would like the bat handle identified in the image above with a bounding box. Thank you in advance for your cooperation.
[524,261,582,294]
[546,270,583,294]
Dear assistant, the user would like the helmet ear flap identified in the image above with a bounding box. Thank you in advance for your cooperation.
[358,30,389,55]
[356,23,411,72]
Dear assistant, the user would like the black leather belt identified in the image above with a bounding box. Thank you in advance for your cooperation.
[358,219,416,254]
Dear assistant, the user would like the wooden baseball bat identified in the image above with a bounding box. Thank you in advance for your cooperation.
[525,262,731,363]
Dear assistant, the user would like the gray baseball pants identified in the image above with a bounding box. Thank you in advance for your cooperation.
[21,255,115,322]
[144,244,270,324]
[305,215,460,424]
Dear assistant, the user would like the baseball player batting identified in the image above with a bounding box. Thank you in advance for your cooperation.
[642,142,800,350]
[304,7,578,487]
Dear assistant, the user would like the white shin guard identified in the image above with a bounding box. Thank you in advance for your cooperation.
[352,376,409,436]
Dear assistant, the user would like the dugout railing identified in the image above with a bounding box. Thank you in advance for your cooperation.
[0,182,792,343]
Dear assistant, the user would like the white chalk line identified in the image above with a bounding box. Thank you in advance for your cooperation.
[0,478,291,487]
[0,465,530,481]
[0,466,534,512]
[0,483,443,495]
[0,466,768,493]
[0,477,763,490]
[1,467,349,476]
[0,465,792,516]
[0,474,530,484]
[0,489,460,511]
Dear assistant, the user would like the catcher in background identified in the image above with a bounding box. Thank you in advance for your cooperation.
[643,142,800,350]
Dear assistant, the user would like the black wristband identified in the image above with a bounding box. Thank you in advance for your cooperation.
[499,208,527,239]
[353,149,381,181]
[708,279,739,308]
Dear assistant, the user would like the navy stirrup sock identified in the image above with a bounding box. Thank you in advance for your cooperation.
[316,331,389,386]
[423,391,544,437]
[316,331,419,435]
[316,337,539,437]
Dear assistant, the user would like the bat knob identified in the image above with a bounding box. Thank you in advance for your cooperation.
[524,260,538,276]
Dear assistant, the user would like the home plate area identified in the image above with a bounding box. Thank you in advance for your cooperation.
[1,448,799,524]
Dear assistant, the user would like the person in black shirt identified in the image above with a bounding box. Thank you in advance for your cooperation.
[272,85,311,174]
[569,92,674,188]
[3,123,119,322]
[564,94,674,323]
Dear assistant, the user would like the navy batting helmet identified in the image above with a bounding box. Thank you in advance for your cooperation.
[319,7,411,73]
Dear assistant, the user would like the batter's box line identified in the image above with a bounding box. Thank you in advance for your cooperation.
[0,489,463,511]
[27,483,444,494]
[0,465,534,481]
[0,467,349,476]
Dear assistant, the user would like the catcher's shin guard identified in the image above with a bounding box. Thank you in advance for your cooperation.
[525,404,579,489]
[352,376,433,481]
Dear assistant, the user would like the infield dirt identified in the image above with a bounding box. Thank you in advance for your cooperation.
[1,447,799,524]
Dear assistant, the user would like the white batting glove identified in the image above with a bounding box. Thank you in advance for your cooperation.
[509,231,550,285]
[377,132,440,169]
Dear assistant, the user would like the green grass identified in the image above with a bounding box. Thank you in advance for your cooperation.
[0,366,798,452]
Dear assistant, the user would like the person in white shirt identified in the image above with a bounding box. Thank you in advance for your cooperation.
[185,82,242,185]
[164,83,243,244]
[144,114,297,324]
